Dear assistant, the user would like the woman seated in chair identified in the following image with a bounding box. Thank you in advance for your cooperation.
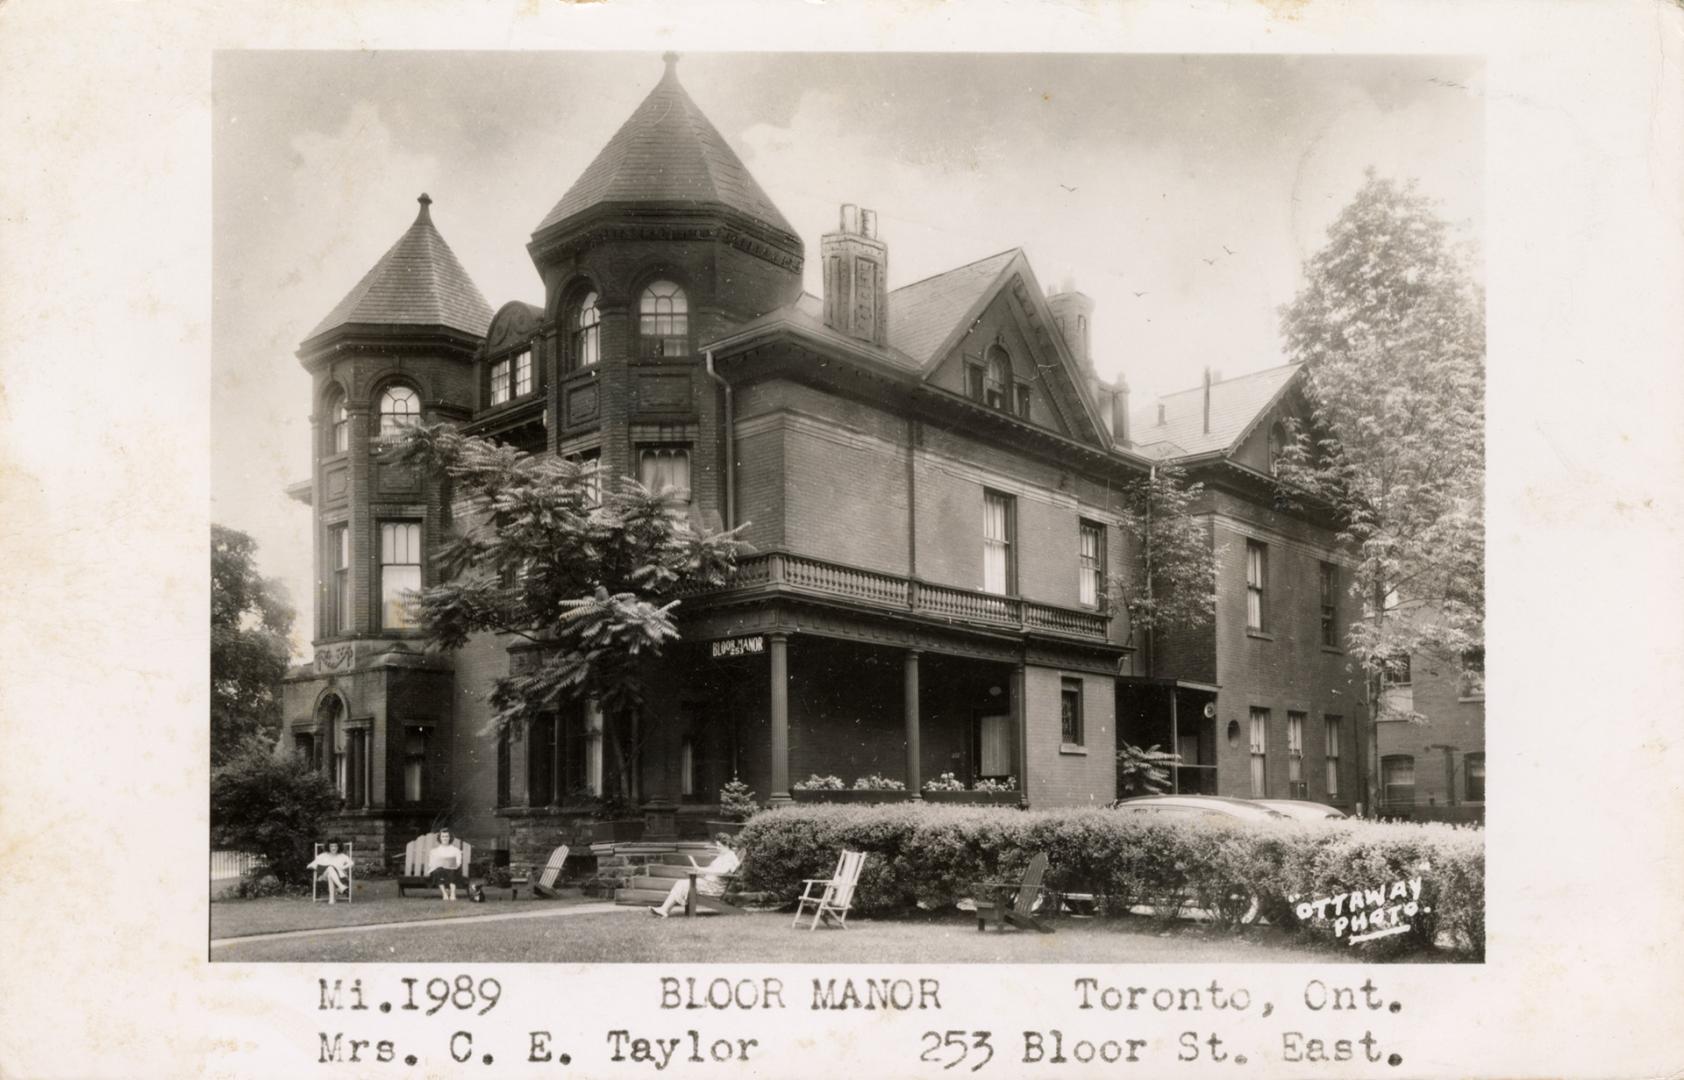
[306,841,353,904]
[426,829,473,902]
[651,836,740,918]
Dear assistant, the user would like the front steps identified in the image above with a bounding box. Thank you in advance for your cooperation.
[588,841,721,906]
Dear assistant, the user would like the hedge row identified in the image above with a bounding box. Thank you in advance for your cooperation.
[733,804,1484,957]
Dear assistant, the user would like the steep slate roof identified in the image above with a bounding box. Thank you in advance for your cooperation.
[884,249,1020,370]
[306,195,493,342]
[534,55,795,238]
[1128,363,1301,458]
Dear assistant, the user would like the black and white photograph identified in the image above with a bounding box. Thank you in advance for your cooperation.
[208,50,1485,965]
[4,3,1683,1077]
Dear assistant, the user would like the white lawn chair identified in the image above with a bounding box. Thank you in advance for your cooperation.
[793,850,867,930]
[519,845,570,899]
[310,842,354,904]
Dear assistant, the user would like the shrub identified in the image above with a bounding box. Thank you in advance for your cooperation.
[853,774,906,791]
[733,804,1484,956]
[210,742,343,886]
[793,774,845,791]
[717,778,759,821]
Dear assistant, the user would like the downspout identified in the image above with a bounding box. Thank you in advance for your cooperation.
[1143,463,1155,676]
[704,349,734,529]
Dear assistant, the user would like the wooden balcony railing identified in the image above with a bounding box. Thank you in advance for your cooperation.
[685,551,1112,641]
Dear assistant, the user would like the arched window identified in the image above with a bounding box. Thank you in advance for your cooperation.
[573,291,601,369]
[377,384,420,438]
[638,280,689,358]
[326,392,349,454]
[983,346,1009,410]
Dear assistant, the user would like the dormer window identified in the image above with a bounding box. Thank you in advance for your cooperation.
[573,292,600,369]
[377,384,421,439]
[639,280,689,358]
[491,348,535,406]
[983,346,1009,410]
[327,392,349,454]
[490,357,511,405]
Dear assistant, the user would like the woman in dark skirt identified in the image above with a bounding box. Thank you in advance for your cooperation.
[425,829,468,900]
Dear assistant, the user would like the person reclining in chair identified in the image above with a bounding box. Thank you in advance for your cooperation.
[651,836,740,918]
[306,841,353,904]
[426,829,479,902]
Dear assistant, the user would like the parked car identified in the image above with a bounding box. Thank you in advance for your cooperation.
[1253,799,1347,821]
[1108,794,1292,823]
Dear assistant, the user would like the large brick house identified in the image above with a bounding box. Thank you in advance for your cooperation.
[278,55,1473,860]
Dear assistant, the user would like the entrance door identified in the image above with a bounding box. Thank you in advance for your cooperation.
[974,713,1013,782]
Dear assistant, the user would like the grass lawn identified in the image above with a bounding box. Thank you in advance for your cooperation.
[212,902,1377,964]
[210,877,586,939]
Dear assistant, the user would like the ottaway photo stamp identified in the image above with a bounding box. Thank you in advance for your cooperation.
[211,49,1485,968]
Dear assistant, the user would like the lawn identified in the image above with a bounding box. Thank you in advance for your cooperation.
[210,877,579,939]
[211,901,1373,964]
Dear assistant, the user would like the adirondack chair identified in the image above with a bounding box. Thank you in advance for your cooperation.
[972,852,1054,933]
[396,833,474,897]
[515,845,570,900]
[680,850,745,917]
[309,842,354,904]
[792,850,867,930]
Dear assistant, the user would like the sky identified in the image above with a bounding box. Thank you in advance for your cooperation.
[212,51,1482,650]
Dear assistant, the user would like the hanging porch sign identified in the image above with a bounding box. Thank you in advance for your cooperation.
[710,635,765,659]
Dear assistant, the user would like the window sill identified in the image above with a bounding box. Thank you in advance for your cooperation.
[1245,629,1274,641]
[1059,743,1087,756]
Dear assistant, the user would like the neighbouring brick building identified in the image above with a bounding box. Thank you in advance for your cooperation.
[278,55,1477,862]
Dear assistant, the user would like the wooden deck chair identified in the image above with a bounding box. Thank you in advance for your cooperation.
[972,852,1054,933]
[680,850,745,917]
[520,845,570,899]
[310,842,354,904]
[792,850,867,930]
[396,833,474,897]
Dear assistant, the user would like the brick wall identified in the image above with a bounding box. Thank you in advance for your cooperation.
[1022,666,1117,805]
[1377,657,1486,810]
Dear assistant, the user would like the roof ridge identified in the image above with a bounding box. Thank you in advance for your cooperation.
[888,247,1021,295]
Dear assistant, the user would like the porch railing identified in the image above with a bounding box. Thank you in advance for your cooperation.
[687,551,1111,641]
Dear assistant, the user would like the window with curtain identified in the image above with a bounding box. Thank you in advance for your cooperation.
[327,393,349,454]
[331,524,351,634]
[574,292,600,369]
[380,521,421,630]
[1382,754,1415,808]
[983,491,1014,595]
[377,384,420,438]
[977,714,1012,778]
[638,447,691,502]
[638,280,689,357]
[490,357,511,405]
[983,347,1009,409]
[403,728,428,803]
[1324,715,1342,798]
[1079,521,1104,608]
[1248,708,1269,797]
[1245,540,1267,631]
[1287,711,1305,794]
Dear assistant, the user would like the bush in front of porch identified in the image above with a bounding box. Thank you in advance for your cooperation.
[732,804,1485,958]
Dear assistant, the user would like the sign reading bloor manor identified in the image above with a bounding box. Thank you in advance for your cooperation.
[711,636,765,659]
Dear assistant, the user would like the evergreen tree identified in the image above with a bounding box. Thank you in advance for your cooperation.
[211,525,296,765]
[397,426,743,801]
[1277,172,1485,811]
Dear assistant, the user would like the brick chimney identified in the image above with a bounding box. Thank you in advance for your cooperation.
[1202,366,1213,434]
[821,204,887,346]
[1045,281,1094,376]
[1113,374,1130,447]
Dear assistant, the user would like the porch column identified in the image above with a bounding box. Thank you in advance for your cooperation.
[1009,663,1027,804]
[768,632,791,805]
[904,649,922,797]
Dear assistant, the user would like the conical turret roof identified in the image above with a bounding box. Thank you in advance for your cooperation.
[533,54,795,240]
[305,194,494,344]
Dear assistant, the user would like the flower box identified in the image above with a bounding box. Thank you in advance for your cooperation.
[792,789,915,805]
[921,790,1022,807]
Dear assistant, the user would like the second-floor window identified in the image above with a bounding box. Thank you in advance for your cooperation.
[328,393,349,454]
[1079,521,1105,608]
[380,521,421,630]
[1287,711,1305,795]
[331,524,351,634]
[638,446,691,503]
[1249,708,1269,797]
[983,490,1015,595]
[1245,540,1267,631]
[514,348,533,396]
[639,280,689,357]
[574,292,600,369]
[378,385,420,439]
[1381,654,1414,714]
[1319,562,1339,647]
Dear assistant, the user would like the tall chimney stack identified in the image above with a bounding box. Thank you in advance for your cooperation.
[1202,366,1213,434]
[1113,375,1130,447]
[821,203,888,346]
